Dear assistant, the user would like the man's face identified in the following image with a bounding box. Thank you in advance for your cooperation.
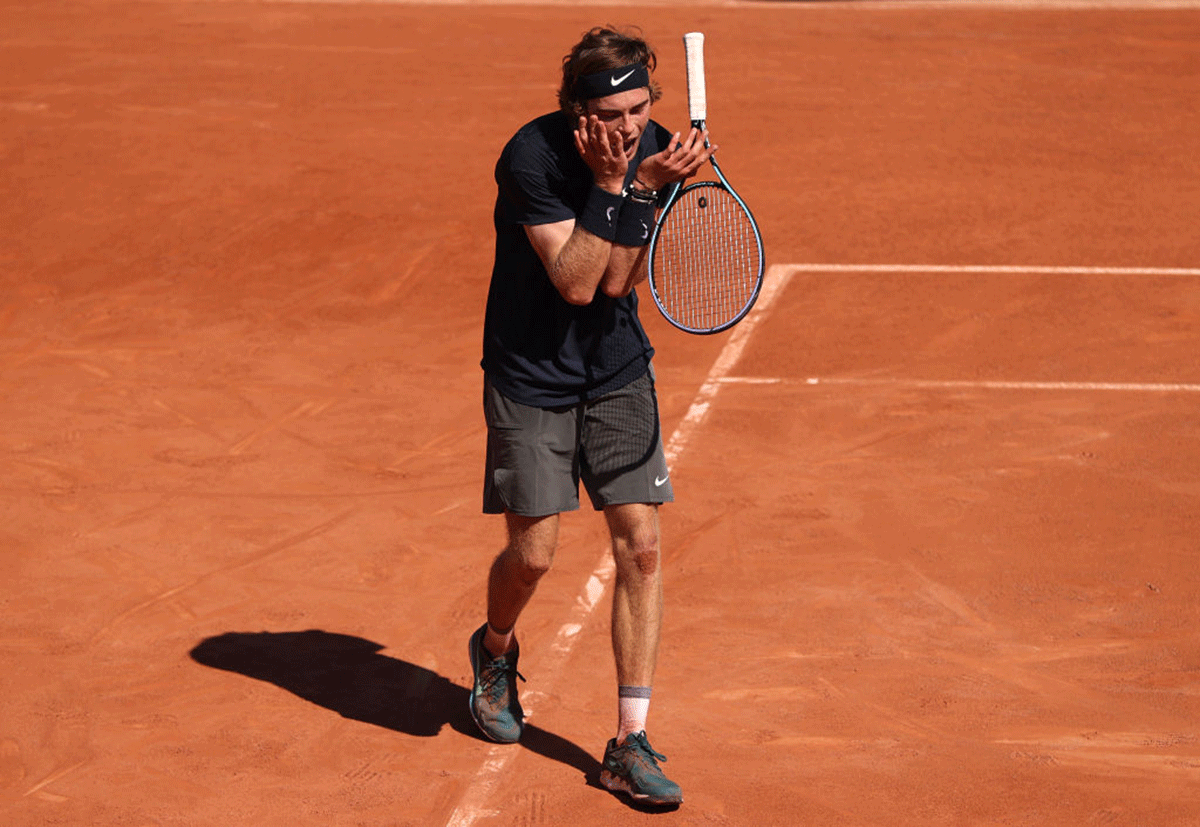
[582,88,652,160]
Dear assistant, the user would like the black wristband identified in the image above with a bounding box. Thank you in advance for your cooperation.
[576,185,624,242]
[614,198,656,247]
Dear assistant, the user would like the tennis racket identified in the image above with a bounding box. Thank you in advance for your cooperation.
[647,32,765,335]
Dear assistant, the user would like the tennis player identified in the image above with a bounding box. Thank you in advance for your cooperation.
[470,26,712,807]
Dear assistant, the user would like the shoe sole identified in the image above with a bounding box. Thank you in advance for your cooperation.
[599,769,683,806]
[468,630,521,744]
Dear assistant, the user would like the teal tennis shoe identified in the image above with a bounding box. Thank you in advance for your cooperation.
[599,730,683,806]
[467,624,525,743]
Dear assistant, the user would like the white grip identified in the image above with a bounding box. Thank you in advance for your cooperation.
[683,32,707,124]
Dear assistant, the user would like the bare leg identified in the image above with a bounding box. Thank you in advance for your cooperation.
[605,503,663,738]
[485,512,559,655]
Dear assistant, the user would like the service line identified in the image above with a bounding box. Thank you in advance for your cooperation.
[719,376,1200,393]
[784,263,1200,277]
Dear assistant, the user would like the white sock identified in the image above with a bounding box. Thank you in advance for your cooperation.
[617,685,652,741]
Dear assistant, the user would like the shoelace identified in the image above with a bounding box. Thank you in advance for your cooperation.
[624,732,668,764]
[479,658,525,704]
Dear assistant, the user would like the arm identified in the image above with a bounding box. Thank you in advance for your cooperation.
[526,220,651,304]
[525,218,623,306]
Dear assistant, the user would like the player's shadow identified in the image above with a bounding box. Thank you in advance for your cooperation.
[189,629,601,786]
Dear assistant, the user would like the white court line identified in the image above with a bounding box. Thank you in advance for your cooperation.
[171,0,1200,8]
[720,376,1200,393]
[770,0,1200,8]
[443,264,796,827]
[784,263,1200,277]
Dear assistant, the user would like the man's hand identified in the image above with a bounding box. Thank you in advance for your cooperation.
[574,115,630,195]
[633,127,715,192]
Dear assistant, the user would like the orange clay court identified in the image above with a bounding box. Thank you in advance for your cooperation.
[3,1,1200,824]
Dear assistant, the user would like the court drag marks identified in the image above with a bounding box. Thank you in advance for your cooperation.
[2,1,1200,825]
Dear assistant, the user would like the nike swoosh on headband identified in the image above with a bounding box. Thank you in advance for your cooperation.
[574,63,649,100]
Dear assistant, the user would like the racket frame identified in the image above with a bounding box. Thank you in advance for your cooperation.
[646,125,766,335]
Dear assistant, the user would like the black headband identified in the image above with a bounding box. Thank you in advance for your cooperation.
[573,63,650,101]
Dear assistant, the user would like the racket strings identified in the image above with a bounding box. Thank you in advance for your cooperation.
[652,187,762,331]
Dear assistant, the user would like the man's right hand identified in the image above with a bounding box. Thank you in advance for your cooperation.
[574,115,629,194]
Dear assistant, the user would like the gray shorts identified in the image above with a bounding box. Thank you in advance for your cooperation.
[483,369,674,516]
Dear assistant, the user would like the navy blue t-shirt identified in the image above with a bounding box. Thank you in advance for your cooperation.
[481,111,672,408]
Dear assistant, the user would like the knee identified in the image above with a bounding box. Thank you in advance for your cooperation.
[501,513,557,586]
[616,527,661,578]
[503,545,553,585]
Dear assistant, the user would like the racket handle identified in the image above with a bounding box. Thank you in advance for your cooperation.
[683,32,707,124]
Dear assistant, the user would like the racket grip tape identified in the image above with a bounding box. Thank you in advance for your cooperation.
[683,32,707,124]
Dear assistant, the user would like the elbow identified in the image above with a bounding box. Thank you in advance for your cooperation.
[560,286,596,306]
[600,282,633,299]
